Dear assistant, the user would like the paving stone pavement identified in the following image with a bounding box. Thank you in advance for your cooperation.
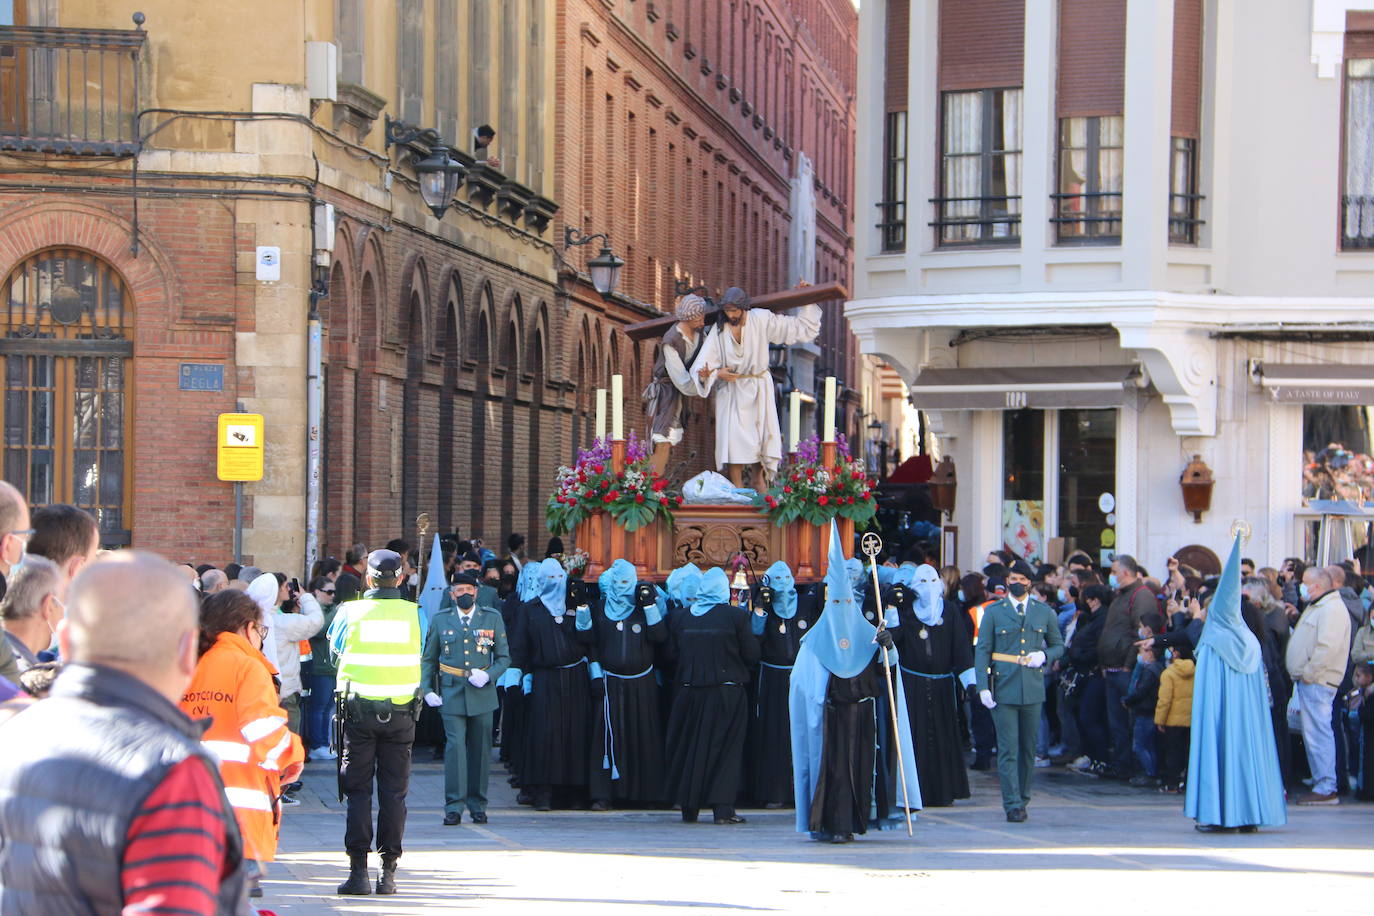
[257,752,1374,915]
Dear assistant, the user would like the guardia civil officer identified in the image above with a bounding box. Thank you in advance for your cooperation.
[328,549,424,896]
[420,572,510,825]
[973,559,1064,823]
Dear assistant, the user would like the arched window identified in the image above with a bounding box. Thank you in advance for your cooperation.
[1,249,132,544]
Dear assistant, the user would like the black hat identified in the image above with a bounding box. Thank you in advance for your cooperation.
[452,572,479,587]
[367,549,403,576]
[1009,559,1035,580]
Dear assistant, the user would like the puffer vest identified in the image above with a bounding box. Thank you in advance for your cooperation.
[0,663,250,915]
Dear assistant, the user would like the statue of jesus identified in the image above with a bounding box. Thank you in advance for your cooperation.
[691,287,821,491]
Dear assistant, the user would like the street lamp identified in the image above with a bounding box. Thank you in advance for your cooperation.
[412,146,465,220]
[385,116,467,220]
[565,227,625,297]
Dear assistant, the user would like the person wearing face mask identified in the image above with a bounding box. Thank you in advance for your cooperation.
[891,558,974,807]
[0,479,32,603]
[973,559,1065,822]
[744,559,822,808]
[421,573,510,826]
[1096,554,1160,779]
[0,555,63,679]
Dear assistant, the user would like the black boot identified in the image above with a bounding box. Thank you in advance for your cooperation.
[337,856,371,896]
[376,857,398,895]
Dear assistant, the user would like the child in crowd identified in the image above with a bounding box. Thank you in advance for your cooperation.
[1155,644,1195,794]
[1124,614,1166,787]
[1349,661,1374,800]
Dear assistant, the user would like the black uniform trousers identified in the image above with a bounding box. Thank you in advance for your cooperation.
[341,700,416,859]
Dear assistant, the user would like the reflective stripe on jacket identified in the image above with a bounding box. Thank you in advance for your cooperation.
[180,631,304,863]
[334,596,424,702]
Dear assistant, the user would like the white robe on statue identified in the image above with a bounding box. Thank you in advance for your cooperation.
[691,305,821,479]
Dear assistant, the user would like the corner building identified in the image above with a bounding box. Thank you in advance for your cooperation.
[849,1,1374,571]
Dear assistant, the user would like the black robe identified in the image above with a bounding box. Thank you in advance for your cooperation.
[498,590,526,775]
[509,599,591,793]
[891,594,973,807]
[663,602,761,810]
[809,657,890,837]
[578,600,668,805]
[746,586,823,806]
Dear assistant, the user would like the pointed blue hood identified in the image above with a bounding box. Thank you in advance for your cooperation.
[690,567,731,617]
[598,558,638,621]
[537,557,568,617]
[665,563,704,607]
[1196,534,1260,674]
[800,522,878,678]
[416,534,447,638]
[765,560,798,619]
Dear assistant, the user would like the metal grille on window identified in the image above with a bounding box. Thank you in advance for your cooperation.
[1168,137,1203,244]
[933,88,1022,245]
[0,249,132,545]
[877,110,907,252]
[1344,58,1374,249]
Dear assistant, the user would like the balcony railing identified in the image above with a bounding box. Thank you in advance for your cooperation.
[1168,191,1206,245]
[875,199,906,253]
[1343,195,1374,250]
[930,194,1022,246]
[0,25,146,156]
[1051,190,1123,243]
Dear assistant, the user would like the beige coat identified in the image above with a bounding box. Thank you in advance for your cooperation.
[1352,622,1374,665]
[1286,590,1352,688]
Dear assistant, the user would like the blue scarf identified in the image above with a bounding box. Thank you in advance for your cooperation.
[765,560,798,619]
[690,568,730,617]
[598,558,638,622]
[537,557,567,617]
[666,563,704,608]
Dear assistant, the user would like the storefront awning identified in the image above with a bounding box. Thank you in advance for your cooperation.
[1254,363,1374,404]
[909,365,1145,410]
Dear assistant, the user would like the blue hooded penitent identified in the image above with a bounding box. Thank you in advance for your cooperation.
[789,521,921,832]
[537,557,568,618]
[665,563,703,608]
[416,533,447,643]
[911,564,945,627]
[516,561,542,602]
[690,568,730,617]
[1184,534,1286,828]
[764,560,798,619]
[875,565,897,589]
[598,558,638,622]
[845,556,866,603]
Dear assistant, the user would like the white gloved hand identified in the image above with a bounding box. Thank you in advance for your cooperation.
[424,691,442,707]
[979,689,997,710]
[468,668,491,688]
[1025,650,1047,669]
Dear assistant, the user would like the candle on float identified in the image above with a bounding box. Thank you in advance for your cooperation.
[595,388,607,440]
[823,376,837,442]
[611,374,624,441]
[788,390,801,453]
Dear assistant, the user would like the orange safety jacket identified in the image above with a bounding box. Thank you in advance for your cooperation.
[181,630,304,863]
[969,599,998,642]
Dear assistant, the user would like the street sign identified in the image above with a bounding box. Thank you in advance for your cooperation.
[217,412,265,482]
[179,363,224,392]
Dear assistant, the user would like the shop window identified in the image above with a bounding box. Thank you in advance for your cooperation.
[0,249,132,546]
[1002,408,1045,563]
[1058,408,1117,567]
[1302,404,1374,503]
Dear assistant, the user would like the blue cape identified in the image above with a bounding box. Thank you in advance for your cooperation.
[789,523,921,832]
[799,521,878,678]
[516,562,541,602]
[765,560,798,619]
[598,558,638,622]
[690,568,730,617]
[537,557,567,617]
[1185,534,1286,827]
[665,564,703,608]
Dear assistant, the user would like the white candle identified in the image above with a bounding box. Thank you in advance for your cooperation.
[595,388,607,440]
[823,376,837,442]
[611,374,624,441]
[789,390,801,453]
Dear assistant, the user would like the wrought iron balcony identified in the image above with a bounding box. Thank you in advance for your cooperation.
[0,24,146,156]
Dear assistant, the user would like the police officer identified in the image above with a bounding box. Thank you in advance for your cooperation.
[420,572,510,825]
[328,549,423,896]
[973,559,1064,823]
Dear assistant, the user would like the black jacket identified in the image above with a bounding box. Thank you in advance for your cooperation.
[1123,660,1163,715]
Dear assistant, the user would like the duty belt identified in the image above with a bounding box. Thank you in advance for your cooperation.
[440,663,484,677]
[991,652,1033,666]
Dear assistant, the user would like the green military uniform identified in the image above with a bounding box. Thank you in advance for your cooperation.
[973,595,1065,814]
[420,603,510,818]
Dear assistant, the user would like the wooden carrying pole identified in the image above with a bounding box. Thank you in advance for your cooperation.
[622,281,849,342]
[862,534,914,837]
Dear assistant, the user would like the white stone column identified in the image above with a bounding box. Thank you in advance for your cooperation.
[854,0,888,279]
[1020,0,1057,275]
[965,410,1004,567]
[1120,0,1174,290]
[907,0,941,268]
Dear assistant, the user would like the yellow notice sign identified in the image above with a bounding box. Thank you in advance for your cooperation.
[217,413,265,482]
